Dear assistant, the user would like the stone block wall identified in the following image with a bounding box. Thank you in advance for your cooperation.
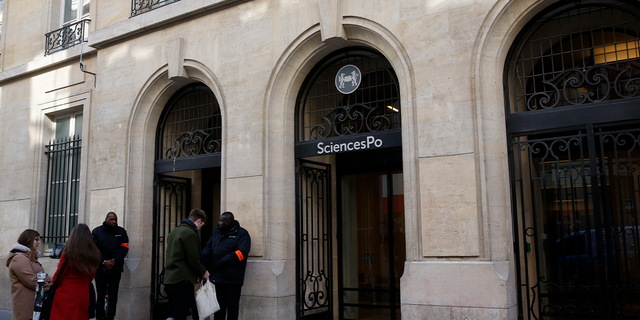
[0,0,561,318]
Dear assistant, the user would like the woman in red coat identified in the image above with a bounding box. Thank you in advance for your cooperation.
[50,223,101,320]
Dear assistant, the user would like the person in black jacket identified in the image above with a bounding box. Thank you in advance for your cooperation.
[92,212,129,320]
[202,211,251,320]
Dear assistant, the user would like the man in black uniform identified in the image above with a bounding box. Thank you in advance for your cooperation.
[92,212,129,320]
[202,211,251,320]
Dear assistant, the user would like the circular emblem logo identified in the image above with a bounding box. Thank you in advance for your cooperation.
[335,65,361,94]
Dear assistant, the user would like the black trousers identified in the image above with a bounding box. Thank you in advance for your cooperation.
[165,280,198,320]
[95,273,122,320]
[214,284,242,320]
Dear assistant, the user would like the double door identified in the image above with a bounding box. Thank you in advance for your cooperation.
[510,123,640,319]
[296,150,405,320]
[151,169,220,319]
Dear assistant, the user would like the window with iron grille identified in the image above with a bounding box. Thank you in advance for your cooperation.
[44,113,83,247]
[296,48,401,142]
[156,84,222,162]
[508,2,640,114]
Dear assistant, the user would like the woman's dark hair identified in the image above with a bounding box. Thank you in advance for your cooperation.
[17,229,40,261]
[64,223,101,274]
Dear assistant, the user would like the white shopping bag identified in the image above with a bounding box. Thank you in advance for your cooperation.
[196,280,220,320]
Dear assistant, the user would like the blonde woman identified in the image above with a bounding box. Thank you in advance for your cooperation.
[6,229,52,320]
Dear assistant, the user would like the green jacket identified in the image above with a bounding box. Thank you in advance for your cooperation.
[164,219,207,285]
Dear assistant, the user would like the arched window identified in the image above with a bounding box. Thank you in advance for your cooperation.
[296,48,400,143]
[507,2,640,115]
[155,84,222,172]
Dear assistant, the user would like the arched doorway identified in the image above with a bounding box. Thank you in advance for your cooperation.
[151,83,222,319]
[295,48,405,320]
[505,1,640,319]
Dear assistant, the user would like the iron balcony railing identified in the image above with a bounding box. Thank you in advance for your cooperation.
[131,0,179,17]
[44,19,90,56]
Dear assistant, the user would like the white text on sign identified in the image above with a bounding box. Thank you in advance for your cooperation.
[316,136,383,155]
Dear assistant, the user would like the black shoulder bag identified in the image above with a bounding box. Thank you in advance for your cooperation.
[40,258,68,320]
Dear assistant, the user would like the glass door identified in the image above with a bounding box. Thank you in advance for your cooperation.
[339,171,405,320]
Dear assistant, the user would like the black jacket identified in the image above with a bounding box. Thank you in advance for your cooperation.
[92,222,129,274]
[202,221,251,286]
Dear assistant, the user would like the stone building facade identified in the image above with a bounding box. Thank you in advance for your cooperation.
[1,0,639,319]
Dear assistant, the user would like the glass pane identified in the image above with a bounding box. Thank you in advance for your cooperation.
[63,0,78,24]
[74,114,83,137]
[82,0,90,16]
[55,117,70,140]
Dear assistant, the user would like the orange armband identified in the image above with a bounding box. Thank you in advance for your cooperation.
[235,250,244,261]
[121,243,129,248]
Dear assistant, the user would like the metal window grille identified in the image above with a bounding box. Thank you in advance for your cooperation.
[509,4,640,113]
[297,50,401,142]
[156,85,222,161]
[131,0,179,17]
[43,135,82,246]
[44,19,90,56]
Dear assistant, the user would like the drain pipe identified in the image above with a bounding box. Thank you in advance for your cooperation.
[79,40,97,87]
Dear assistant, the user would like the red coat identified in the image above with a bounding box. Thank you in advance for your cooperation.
[50,253,96,320]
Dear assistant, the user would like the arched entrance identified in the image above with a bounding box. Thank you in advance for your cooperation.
[295,48,405,320]
[505,1,640,318]
[151,83,222,319]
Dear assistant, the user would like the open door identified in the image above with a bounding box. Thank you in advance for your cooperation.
[151,175,191,319]
[296,159,333,319]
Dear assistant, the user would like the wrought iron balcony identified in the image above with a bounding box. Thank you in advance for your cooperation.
[44,19,90,56]
[131,0,179,17]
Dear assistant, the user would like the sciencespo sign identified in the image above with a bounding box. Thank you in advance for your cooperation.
[295,131,402,158]
[316,136,383,155]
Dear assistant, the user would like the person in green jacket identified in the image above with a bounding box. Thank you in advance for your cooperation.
[164,209,210,320]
